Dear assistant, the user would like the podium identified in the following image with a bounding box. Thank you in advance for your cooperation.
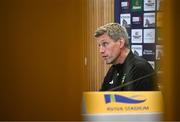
[82,91,163,121]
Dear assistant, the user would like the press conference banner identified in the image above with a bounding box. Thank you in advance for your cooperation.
[114,0,164,74]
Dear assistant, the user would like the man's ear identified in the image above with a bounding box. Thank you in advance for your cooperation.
[118,38,125,48]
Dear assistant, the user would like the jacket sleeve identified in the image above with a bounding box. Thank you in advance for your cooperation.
[123,62,158,91]
[99,66,114,91]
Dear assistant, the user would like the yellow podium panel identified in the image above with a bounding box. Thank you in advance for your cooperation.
[83,91,163,114]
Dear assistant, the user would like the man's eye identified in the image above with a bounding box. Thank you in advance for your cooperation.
[102,42,109,47]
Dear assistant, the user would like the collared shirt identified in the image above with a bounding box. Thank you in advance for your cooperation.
[100,51,158,91]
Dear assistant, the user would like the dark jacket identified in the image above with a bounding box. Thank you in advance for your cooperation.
[100,51,158,91]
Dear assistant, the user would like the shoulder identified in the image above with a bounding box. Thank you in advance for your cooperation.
[132,55,154,72]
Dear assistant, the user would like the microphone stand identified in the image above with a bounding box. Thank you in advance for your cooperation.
[108,72,156,91]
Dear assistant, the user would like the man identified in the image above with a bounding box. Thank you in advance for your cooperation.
[94,23,158,91]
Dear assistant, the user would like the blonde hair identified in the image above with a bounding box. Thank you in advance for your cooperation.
[94,23,130,48]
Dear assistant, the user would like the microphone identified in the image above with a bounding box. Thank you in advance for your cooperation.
[107,72,156,91]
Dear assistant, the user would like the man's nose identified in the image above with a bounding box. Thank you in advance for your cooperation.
[99,46,105,53]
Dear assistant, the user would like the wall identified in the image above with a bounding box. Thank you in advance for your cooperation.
[0,0,84,120]
[163,0,180,120]
[83,0,114,91]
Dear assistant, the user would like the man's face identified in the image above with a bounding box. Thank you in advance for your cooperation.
[96,33,122,64]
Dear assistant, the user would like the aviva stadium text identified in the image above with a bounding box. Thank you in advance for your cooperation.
[107,106,149,112]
